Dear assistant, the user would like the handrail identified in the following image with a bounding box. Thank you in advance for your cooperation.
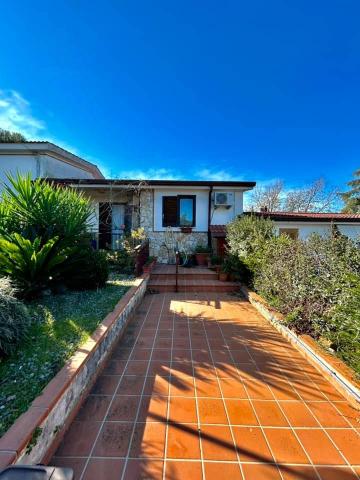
[175,250,179,293]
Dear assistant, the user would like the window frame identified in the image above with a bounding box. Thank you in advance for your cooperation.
[162,194,196,228]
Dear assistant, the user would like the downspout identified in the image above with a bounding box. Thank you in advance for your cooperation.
[207,186,213,248]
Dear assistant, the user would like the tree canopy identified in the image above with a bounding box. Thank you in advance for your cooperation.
[0,128,27,143]
[340,169,360,213]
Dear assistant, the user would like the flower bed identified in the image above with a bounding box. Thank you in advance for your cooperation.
[0,274,149,468]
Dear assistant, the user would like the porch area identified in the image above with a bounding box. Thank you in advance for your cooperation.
[51,292,360,480]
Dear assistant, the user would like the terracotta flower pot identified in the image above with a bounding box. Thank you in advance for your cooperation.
[195,253,209,266]
[219,272,229,281]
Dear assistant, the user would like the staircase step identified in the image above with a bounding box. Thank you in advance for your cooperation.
[148,279,239,293]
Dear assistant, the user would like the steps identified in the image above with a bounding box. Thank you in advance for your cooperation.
[148,265,239,293]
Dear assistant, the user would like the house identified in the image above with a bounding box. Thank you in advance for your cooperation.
[245,211,360,241]
[0,142,104,191]
[50,178,256,262]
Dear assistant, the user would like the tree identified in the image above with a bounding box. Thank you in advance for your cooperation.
[340,169,360,213]
[249,181,283,212]
[284,178,338,212]
[247,178,339,213]
[0,128,26,143]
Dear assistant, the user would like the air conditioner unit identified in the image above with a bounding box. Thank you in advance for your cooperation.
[214,192,234,207]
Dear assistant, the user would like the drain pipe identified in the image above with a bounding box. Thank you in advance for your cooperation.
[207,186,213,248]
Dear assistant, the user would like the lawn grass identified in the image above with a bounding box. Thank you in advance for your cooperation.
[0,275,135,437]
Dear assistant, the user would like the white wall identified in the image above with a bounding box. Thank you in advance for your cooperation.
[153,188,245,232]
[0,153,95,193]
[275,222,360,241]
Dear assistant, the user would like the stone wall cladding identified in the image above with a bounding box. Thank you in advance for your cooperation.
[139,190,208,262]
[0,276,149,469]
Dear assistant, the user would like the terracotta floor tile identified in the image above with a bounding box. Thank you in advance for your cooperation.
[278,465,318,480]
[316,466,359,480]
[219,378,247,398]
[334,402,360,428]
[138,395,168,423]
[144,375,170,396]
[252,400,289,426]
[292,383,327,401]
[201,424,238,460]
[198,398,228,424]
[169,397,197,423]
[112,347,132,360]
[90,375,119,395]
[130,422,166,458]
[148,361,171,376]
[116,375,146,396]
[225,399,258,425]
[93,422,134,457]
[242,378,274,400]
[195,378,222,397]
[76,395,111,421]
[204,462,242,479]
[241,463,282,479]
[82,458,125,480]
[165,460,202,480]
[123,459,163,480]
[327,429,360,464]
[169,376,195,397]
[307,401,350,427]
[131,348,152,360]
[106,395,140,421]
[55,421,101,456]
[152,349,172,361]
[103,359,127,375]
[232,426,274,463]
[268,380,301,400]
[265,428,310,464]
[280,401,319,427]
[125,360,150,375]
[52,456,87,479]
[296,429,346,465]
[166,423,201,459]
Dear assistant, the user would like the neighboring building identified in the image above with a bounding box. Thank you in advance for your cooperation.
[0,142,104,190]
[245,211,360,241]
[50,178,256,262]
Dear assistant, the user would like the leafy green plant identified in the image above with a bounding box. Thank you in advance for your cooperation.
[0,174,94,296]
[106,249,135,274]
[0,278,32,356]
[195,244,211,253]
[144,256,156,266]
[65,248,109,290]
[210,255,223,266]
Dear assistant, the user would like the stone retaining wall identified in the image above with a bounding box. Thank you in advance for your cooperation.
[0,275,149,469]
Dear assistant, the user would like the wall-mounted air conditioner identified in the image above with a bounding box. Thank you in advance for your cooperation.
[214,192,234,208]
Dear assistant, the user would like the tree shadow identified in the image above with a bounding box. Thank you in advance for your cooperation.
[51,292,354,480]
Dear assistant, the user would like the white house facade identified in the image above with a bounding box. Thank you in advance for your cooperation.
[0,142,104,191]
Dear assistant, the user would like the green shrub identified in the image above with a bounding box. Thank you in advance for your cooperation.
[195,244,211,253]
[106,249,135,274]
[0,278,32,356]
[65,248,109,290]
[0,174,93,297]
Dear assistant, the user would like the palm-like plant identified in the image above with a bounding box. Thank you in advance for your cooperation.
[0,174,94,297]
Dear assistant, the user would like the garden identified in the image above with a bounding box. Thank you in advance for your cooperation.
[226,215,360,377]
[0,175,143,436]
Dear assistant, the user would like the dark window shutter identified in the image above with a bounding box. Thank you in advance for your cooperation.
[163,196,178,227]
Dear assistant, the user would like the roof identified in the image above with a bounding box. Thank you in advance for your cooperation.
[245,211,360,223]
[47,178,257,188]
[210,225,227,236]
[0,142,104,179]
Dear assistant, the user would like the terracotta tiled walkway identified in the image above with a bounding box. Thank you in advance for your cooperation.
[52,293,360,480]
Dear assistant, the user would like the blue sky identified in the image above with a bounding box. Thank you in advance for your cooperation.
[0,0,359,193]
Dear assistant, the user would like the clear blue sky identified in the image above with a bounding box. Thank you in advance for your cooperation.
[0,0,359,191]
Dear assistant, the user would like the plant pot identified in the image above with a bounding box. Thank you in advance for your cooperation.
[180,227,193,233]
[219,272,229,281]
[195,253,209,266]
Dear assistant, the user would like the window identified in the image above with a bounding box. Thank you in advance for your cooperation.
[279,228,299,240]
[162,195,196,227]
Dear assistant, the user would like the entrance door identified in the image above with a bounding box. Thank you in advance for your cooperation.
[111,204,125,249]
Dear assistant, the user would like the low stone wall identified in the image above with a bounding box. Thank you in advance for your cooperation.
[148,231,208,263]
[0,275,149,469]
[240,285,360,407]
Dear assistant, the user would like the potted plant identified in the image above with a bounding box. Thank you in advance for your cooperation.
[194,244,211,266]
[180,226,193,233]
[143,256,157,273]
[209,255,223,272]
[218,269,229,281]
[219,255,236,281]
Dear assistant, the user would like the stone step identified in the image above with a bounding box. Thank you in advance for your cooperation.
[147,279,239,293]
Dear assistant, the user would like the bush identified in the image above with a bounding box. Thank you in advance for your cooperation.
[0,174,93,297]
[106,249,135,275]
[65,248,109,290]
[0,278,32,356]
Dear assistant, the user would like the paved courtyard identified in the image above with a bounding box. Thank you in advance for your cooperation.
[52,292,360,479]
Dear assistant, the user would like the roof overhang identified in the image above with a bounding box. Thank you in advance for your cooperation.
[244,212,360,224]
